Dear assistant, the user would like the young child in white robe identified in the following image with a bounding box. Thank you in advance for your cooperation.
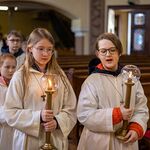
[77,33,149,150]
[0,53,16,150]
[4,28,77,150]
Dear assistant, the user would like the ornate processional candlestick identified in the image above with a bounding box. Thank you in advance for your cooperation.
[40,74,58,150]
[115,65,141,141]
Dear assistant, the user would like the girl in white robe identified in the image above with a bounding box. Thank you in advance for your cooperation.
[0,53,17,150]
[77,33,149,150]
[4,28,77,150]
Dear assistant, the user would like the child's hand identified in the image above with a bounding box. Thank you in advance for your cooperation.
[41,110,54,122]
[120,104,133,120]
[124,130,138,143]
[43,119,57,132]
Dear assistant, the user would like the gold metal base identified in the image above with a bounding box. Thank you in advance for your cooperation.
[40,143,57,150]
[115,128,128,141]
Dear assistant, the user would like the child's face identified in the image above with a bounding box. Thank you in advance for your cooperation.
[30,38,54,69]
[96,39,120,71]
[0,58,16,80]
[7,35,22,54]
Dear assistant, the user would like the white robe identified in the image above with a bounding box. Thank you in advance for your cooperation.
[4,68,77,150]
[0,78,14,150]
[16,53,25,69]
[77,73,149,150]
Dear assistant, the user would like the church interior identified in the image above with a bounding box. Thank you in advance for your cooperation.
[0,0,150,149]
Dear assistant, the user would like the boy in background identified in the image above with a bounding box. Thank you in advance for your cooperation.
[1,30,25,69]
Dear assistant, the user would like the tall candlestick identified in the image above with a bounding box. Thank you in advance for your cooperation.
[40,90,56,150]
[40,75,58,150]
[115,65,141,141]
[115,77,134,141]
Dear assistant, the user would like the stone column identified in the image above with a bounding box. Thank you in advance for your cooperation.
[71,19,85,55]
[74,31,84,55]
[90,0,105,53]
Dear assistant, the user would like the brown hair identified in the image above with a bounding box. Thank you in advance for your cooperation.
[0,53,17,67]
[95,32,123,55]
[7,30,23,41]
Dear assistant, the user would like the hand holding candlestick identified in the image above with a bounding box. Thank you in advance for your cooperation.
[115,65,141,141]
[40,74,58,150]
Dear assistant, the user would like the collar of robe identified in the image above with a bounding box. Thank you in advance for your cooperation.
[92,63,123,77]
[32,63,48,73]
[0,76,10,86]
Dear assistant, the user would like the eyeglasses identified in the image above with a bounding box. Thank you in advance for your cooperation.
[8,39,21,43]
[34,46,54,55]
[98,47,117,56]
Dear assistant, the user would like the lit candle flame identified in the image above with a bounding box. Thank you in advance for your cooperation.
[48,79,52,91]
[129,71,132,78]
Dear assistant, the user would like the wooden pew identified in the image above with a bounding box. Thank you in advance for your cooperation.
[71,72,150,96]
[58,55,150,64]
[139,67,150,73]
[142,82,150,128]
[140,73,150,83]
[58,55,150,72]
[140,82,150,149]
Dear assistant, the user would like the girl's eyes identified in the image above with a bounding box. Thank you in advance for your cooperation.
[34,47,54,54]
[4,66,16,69]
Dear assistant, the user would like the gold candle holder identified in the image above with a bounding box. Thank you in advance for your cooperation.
[40,74,58,150]
[115,65,140,141]
[115,77,134,141]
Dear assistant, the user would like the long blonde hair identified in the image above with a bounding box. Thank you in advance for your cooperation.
[22,28,67,90]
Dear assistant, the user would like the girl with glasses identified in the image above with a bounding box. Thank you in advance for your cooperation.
[4,28,77,150]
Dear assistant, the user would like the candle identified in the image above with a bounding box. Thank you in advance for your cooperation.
[47,79,52,91]
[127,71,133,83]
[129,71,132,78]
[41,76,57,150]
[115,70,134,141]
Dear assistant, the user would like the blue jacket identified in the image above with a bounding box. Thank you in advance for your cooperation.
[1,46,24,57]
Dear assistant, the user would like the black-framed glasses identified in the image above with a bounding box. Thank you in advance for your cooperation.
[98,47,117,56]
[34,46,54,55]
[8,39,21,43]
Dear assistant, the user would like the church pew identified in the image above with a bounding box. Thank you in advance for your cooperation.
[62,62,150,80]
[58,55,150,64]
[72,72,150,97]
[59,58,150,75]
[140,73,150,83]
[58,55,150,68]
[142,82,150,128]
[61,63,88,71]
[57,55,150,78]
[139,67,150,73]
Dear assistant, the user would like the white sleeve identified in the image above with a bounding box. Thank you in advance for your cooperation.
[55,77,77,138]
[4,71,41,138]
[77,79,114,132]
